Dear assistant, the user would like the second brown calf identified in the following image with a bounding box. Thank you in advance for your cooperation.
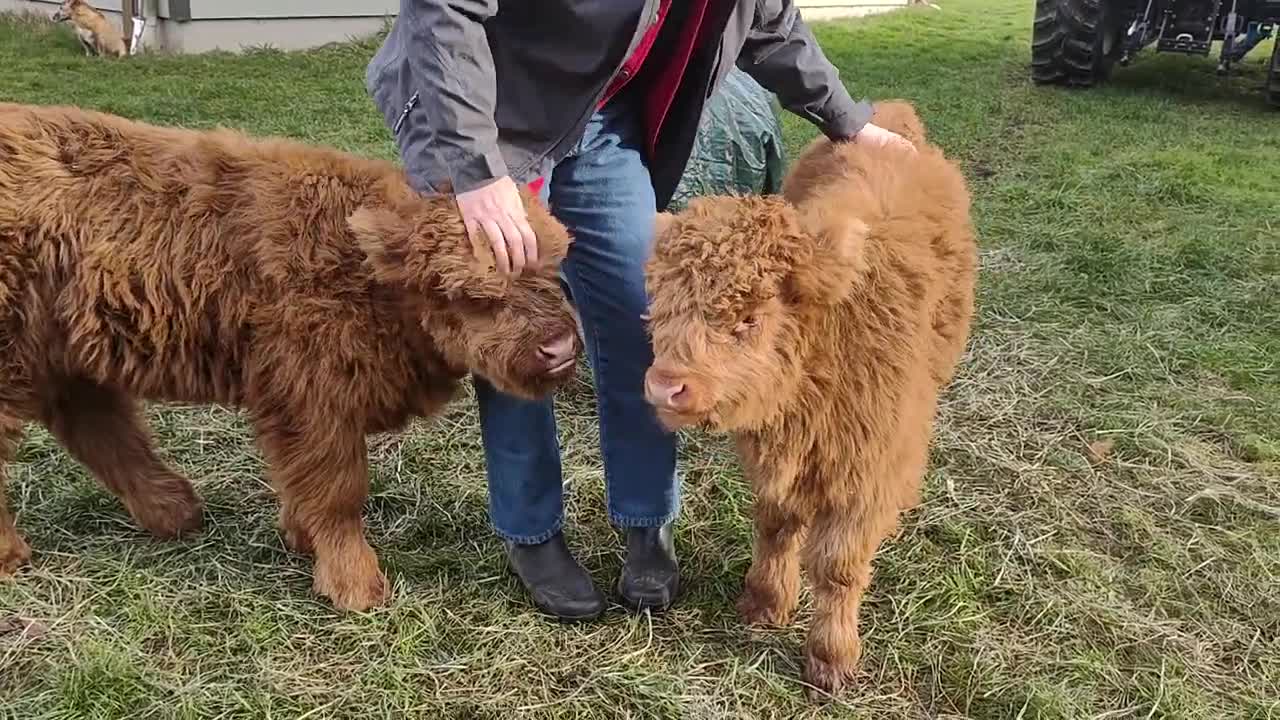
[643,101,977,695]
[0,102,581,611]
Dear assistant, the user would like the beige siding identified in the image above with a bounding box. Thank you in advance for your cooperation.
[12,0,119,10]
[183,0,396,20]
[1,0,911,53]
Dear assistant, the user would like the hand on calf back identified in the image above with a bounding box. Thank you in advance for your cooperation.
[842,120,916,153]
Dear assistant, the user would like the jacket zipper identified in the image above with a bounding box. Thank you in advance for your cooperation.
[393,91,420,135]
[548,0,660,161]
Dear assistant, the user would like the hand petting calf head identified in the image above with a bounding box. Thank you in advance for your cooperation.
[348,188,580,400]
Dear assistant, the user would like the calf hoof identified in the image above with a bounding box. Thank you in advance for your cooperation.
[313,549,388,612]
[126,479,204,539]
[0,532,31,576]
[315,568,388,612]
[736,585,794,627]
[802,655,855,699]
[280,520,314,556]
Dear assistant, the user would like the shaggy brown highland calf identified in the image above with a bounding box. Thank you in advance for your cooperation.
[643,101,976,695]
[0,102,582,611]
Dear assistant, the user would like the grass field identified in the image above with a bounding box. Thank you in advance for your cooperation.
[1,1,1279,718]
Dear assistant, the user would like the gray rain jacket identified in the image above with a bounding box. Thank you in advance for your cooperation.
[365,0,873,210]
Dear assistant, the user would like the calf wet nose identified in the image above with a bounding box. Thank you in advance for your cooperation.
[644,371,688,409]
[537,332,577,372]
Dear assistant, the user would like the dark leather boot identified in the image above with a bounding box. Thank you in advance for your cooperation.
[506,532,605,622]
[618,523,679,612]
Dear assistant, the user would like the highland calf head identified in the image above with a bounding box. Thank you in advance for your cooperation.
[643,194,868,431]
[348,188,580,400]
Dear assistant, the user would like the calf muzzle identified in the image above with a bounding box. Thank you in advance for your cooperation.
[537,331,579,378]
[644,367,693,411]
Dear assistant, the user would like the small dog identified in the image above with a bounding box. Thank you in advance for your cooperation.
[52,0,128,58]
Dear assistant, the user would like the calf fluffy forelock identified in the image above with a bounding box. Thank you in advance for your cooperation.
[651,198,802,327]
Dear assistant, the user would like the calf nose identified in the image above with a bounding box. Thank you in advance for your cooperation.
[644,370,688,409]
[537,332,577,371]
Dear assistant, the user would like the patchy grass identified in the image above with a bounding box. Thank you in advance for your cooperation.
[2,2,1279,718]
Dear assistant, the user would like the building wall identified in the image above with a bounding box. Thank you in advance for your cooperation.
[175,0,398,19]
[797,0,914,20]
[1,0,909,54]
[151,16,390,54]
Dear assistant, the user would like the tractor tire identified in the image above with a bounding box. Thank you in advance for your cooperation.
[1268,40,1280,107]
[1031,0,1122,86]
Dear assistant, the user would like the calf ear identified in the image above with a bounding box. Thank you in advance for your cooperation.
[351,204,514,299]
[348,206,416,286]
[872,100,927,147]
[525,200,573,266]
[785,203,869,306]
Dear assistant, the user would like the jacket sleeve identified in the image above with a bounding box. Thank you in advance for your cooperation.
[378,0,508,194]
[735,0,874,140]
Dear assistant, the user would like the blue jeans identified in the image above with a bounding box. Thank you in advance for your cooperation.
[474,98,680,544]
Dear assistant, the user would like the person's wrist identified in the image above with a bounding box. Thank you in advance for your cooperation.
[445,146,510,196]
[823,98,875,143]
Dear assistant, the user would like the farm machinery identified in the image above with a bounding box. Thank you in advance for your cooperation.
[1031,0,1280,104]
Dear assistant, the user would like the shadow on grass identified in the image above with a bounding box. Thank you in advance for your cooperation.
[1098,46,1278,113]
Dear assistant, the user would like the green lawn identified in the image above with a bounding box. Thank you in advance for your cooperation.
[2,2,1279,718]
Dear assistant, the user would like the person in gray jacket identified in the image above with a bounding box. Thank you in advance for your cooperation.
[366,0,910,621]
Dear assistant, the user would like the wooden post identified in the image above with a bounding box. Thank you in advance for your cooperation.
[121,0,135,53]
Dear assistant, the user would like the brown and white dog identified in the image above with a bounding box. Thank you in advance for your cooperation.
[52,0,127,58]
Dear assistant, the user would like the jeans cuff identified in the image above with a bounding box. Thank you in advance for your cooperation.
[493,516,564,546]
[609,508,679,529]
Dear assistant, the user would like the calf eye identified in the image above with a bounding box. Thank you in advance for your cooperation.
[733,315,758,336]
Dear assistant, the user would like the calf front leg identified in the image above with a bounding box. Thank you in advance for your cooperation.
[737,496,807,627]
[800,417,930,697]
[736,439,809,626]
[800,497,905,698]
[255,418,386,612]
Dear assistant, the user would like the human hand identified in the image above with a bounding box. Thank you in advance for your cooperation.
[849,122,915,152]
[455,175,538,275]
